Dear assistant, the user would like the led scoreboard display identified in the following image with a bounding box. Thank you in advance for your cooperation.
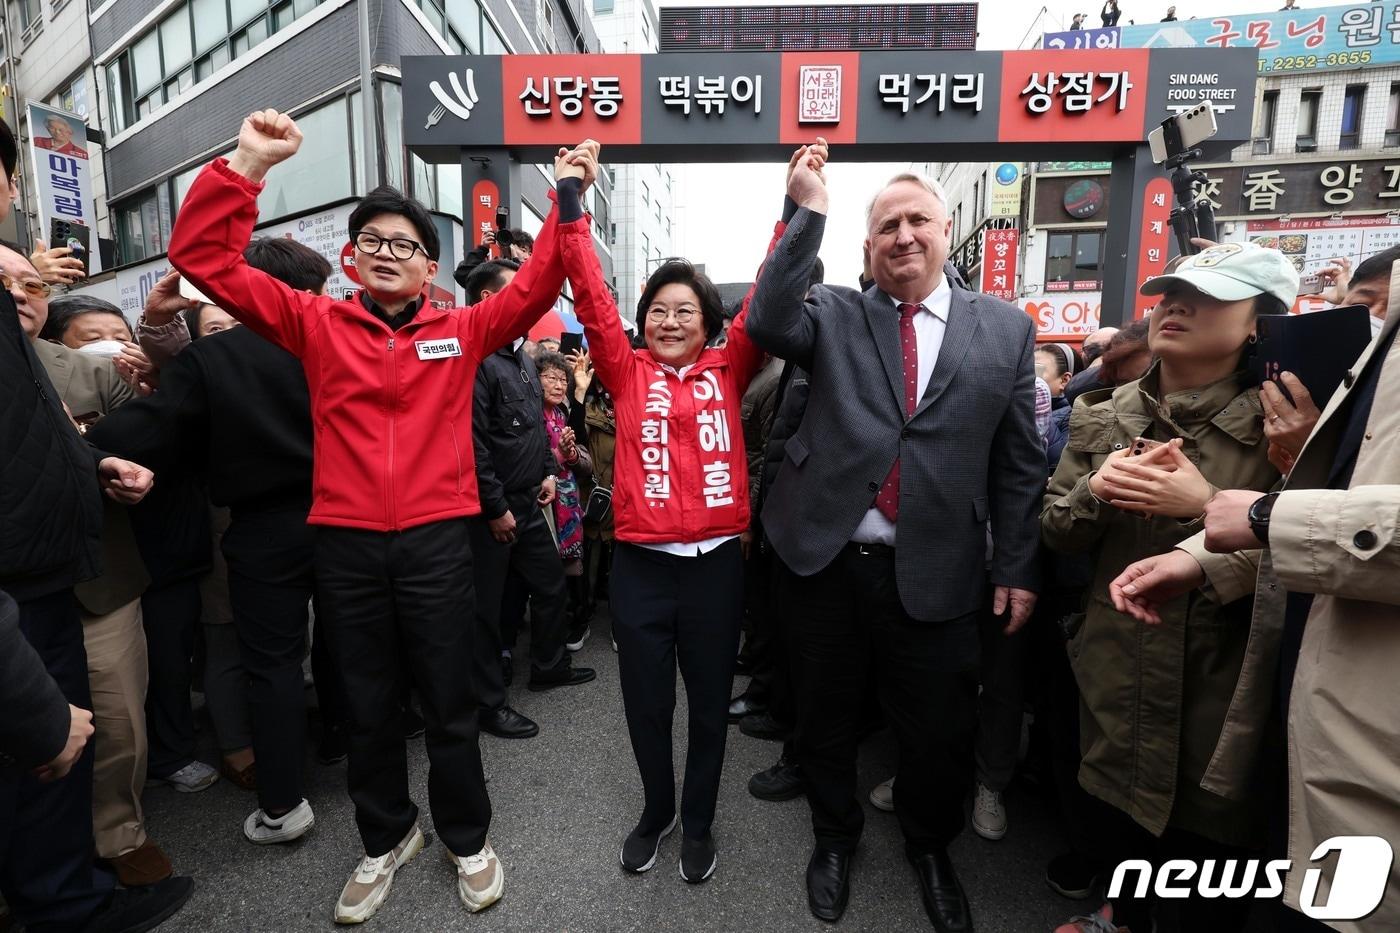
[658,4,979,53]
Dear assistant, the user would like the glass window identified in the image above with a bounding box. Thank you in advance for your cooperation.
[349,90,365,193]
[261,98,354,219]
[107,64,127,132]
[173,163,204,209]
[593,0,613,12]
[422,0,447,35]
[447,0,481,52]
[437,164,462,220]
[1296,89,1321,151]
[141,194,163,255]
[160,7,193,73]
[19,0,40,30]
[295,0,318,15]
[230,0,266,28]
[119,203,147,263]
[411,153,436,206]
[381,81,404,190]
[133,30,162,94]
[193,0,230,52]
[483,21,508,53]
[1342,85,1365,150]
[232,31,251,57]
[274,1,297,31]
[1388,84,1400,147]
[1073,233,1101,281]
[1045,233,1074,283]
[246,16,269,46]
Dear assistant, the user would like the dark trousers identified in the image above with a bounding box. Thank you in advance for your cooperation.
[467,510,569,711]
[222,509,317,813]
[315,519,491,858]
[611,540,744,839]
[975,596,1031,792]
[499,569,529,652]
[783,548,980,857]
[1092,794,1257,931]
[0,590,115,933]
[311,606,348,734]
[141,578,201,776]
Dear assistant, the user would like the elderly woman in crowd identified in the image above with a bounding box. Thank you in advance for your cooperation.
[1042,243,1299,933]
[535,350,593,593]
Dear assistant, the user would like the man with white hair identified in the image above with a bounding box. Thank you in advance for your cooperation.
[748,145,1044,932]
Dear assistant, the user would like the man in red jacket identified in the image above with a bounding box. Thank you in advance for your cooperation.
[168,108,599,923]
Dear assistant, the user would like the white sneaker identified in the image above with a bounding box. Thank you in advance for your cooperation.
[147,760,219,793]
[448,840,503,913]
[244,799,315,844]
[869,776,895,812]
[972,782,1007,840]
[334,824,425,924]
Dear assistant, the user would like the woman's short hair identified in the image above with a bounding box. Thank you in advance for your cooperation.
[637,260,725,340]
[1253,293,1289,317]
[535,349,571,379]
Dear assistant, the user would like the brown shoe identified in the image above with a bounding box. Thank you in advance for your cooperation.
[110,839,174,887]
[221,758,257,791]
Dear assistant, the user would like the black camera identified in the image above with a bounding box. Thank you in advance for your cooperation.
[493,205,513,252]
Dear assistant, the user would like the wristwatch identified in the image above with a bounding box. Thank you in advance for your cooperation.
[1248,492,1280,546]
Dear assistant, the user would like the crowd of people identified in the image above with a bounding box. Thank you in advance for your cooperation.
[1,98,1398,933]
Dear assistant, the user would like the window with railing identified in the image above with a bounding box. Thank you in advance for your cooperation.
[106,0,328,135]
[19,0,43,42]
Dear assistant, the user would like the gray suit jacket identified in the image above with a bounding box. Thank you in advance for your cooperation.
[33,340,149,615]
[747,208,1044,621]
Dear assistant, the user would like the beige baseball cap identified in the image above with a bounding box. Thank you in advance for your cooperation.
[1140,242,1299,307]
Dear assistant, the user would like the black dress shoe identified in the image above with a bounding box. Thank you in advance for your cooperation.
[911,850,973,933]
[527,665,597,692]
[806,848,851,922]
[739,710,789,741]
[727,693,767,723]
[79,874,194,933]
[748,755,805,801]
[479,706,538,739]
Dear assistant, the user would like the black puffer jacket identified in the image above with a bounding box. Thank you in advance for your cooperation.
[0,295,103,601]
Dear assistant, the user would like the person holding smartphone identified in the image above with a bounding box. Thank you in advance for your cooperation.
[1042,243,1297,933]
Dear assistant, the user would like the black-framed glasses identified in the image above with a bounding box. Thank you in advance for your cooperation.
[351,230,426,261]
[0,273,51,299]
[538,371,569,384]
[646,307,698,324]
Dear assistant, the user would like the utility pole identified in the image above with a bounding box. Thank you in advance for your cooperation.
[358,0,377,189]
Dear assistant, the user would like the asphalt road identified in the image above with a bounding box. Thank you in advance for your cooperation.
[144,607,1102,933]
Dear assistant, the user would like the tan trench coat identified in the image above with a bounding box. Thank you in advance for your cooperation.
[1042,362,1280,845]
[1181,284,1400,930]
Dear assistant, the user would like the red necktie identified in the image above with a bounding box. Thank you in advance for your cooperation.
[874,303,923,522]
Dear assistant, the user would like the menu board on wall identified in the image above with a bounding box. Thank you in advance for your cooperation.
[1247,217,1400,275]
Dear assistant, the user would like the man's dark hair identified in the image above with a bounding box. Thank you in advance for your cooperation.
[244,237,332,293]
[42,295,129,343]
[509,229,534,252]
[1351,245,1400,289]
[464,258,521,304]
[809,257,825,289]
[0,120,16,180]
[348,186,440,261]
[637,259,725,340]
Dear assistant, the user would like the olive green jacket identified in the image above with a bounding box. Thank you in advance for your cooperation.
[1041,362,1279,845]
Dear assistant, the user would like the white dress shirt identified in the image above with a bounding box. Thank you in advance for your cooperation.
[637,360,739,557]
[851,277,953,546]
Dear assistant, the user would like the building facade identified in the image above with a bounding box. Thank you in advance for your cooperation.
[6,0,613,312]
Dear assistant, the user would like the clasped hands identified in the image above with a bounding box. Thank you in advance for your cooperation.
[1088,438,1212,520]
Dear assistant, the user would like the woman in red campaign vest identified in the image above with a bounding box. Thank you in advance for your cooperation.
[559,144,824,885]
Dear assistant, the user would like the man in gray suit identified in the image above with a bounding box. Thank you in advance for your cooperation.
[747,143,1043,932]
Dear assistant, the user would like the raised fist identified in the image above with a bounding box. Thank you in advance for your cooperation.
[228,109,303,183]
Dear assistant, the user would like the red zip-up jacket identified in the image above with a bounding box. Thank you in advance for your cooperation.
[560,221,782,544]
[168,158,587,532]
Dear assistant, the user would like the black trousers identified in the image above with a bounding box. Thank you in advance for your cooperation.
[141,578,201,777]
[467,510,569,711]
[739,539,785,713]
[0,590,115,933]
[611,540,744,840]
[315,519,491,858]
[783,547,980,857]
[222,509,317,813]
